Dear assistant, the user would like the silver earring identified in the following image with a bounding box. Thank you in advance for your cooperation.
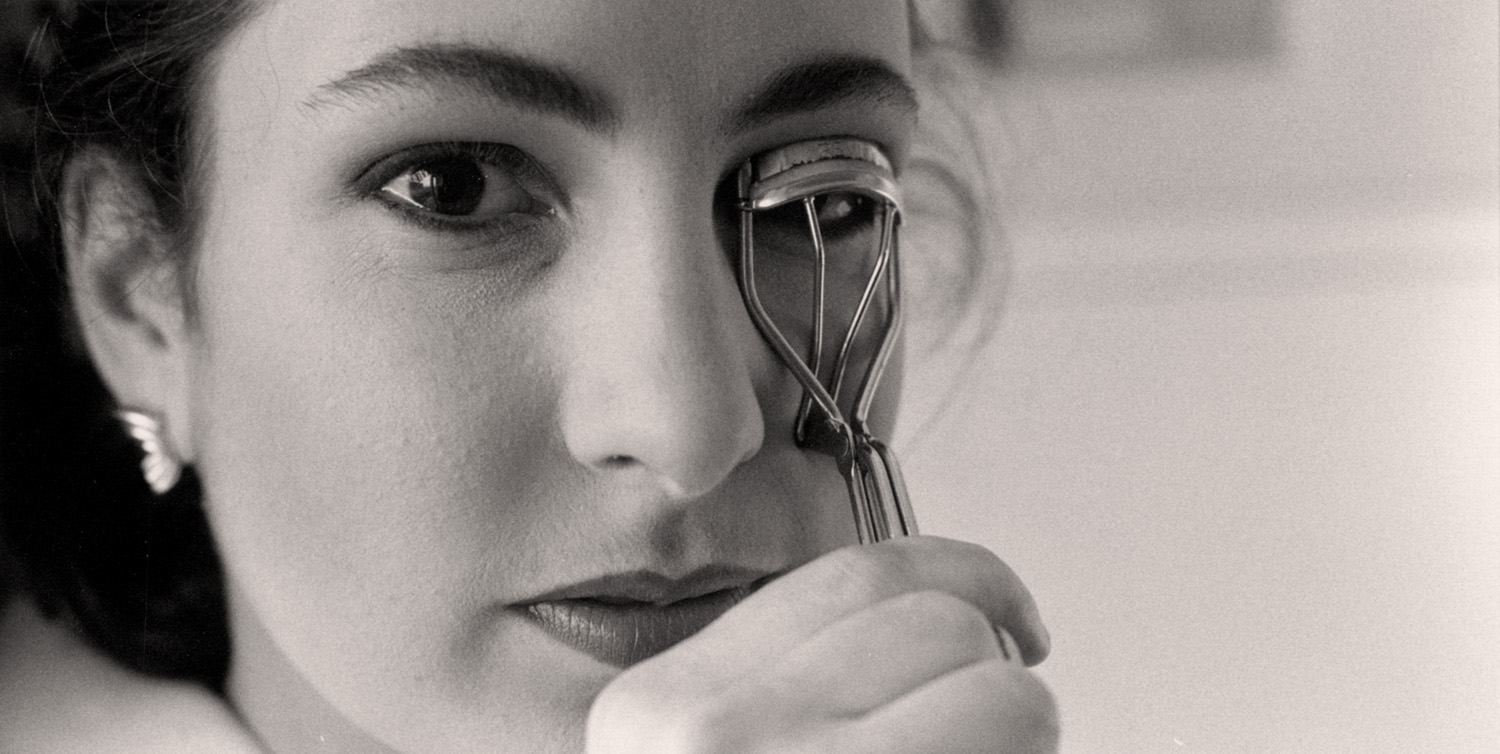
[115,409,183,495]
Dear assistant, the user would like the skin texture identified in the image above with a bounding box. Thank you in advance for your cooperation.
[60,0,1054,752]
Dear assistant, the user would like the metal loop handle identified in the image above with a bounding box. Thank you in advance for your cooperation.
[735,138,918,543]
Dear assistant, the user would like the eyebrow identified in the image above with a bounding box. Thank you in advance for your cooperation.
[302,44,618,135]
[726,56,919,135]
[303,46,917,139]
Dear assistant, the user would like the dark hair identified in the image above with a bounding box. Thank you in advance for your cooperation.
[2,0,253,690]
[1,0,1008,694]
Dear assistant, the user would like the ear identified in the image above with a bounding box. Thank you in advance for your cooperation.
[61,147,197,461]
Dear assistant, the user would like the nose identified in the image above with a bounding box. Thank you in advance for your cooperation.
[555,183,768,500]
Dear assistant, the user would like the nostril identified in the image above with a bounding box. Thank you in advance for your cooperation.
[601,454,637,468]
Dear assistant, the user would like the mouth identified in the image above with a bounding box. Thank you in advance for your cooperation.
[515,566,774,668]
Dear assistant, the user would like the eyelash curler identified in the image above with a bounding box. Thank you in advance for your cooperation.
[736,138,918,545]
[736,143,1030,664]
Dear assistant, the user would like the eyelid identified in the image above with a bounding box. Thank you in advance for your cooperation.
[352,141,564,212]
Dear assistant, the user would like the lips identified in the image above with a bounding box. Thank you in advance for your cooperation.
[516,566,771,668]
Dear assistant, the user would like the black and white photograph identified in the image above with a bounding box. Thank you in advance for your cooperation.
[1,1,1496,752]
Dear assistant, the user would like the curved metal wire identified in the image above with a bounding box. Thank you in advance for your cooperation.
[735,139,917,543]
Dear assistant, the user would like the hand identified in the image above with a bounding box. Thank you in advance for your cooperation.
[586,536,1057,754]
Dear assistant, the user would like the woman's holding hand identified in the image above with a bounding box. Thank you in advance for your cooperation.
[591,537,1056,753]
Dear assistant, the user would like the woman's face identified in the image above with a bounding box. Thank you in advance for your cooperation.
[189,0,913,750]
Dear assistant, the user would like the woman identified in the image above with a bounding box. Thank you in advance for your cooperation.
[0,0,1056,751]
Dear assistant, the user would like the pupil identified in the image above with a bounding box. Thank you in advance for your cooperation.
[814,193,870,237]
[409,157,485,215]
[817,194,856,222]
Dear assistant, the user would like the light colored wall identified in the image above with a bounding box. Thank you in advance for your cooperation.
[901,1,1500,752]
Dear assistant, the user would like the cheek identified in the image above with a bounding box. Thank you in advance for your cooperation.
[185,216,565,670]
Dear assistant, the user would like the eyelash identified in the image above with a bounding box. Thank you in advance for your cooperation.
[354,142,558,234]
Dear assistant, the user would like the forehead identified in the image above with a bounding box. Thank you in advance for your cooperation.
[216,0,911,136]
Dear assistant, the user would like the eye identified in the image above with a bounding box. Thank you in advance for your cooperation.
[810,192,875,239]
[364,143,556,228]
[755,191,878,251]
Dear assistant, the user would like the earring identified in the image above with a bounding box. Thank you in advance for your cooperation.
[115,408,183,495]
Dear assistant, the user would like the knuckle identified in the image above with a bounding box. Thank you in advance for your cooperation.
[658,707,724,754]
[662,695,764,754]
[588,672,699,753]
[891,590,997,653]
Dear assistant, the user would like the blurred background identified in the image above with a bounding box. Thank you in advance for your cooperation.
[902,0,1499,752]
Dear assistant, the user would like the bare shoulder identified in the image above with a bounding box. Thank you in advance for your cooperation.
[0,597,263,754]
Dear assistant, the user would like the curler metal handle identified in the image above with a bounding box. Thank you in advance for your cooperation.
[835,432,918,545]
[735,138,918,546]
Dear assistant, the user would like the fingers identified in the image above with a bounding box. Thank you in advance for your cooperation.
[850,657,1060,754]
[587,536,1057,754]
[687,536,1050,677]
[750,589,1006,716]
[592,621,1054,754]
